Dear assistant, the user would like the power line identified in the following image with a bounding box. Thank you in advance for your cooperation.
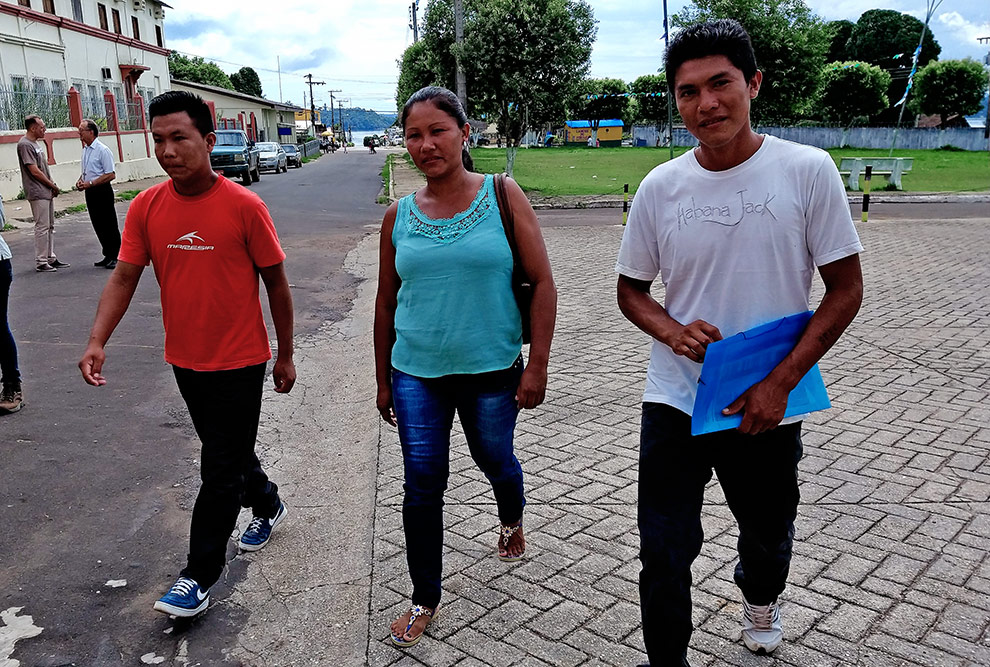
[170,49,398,86]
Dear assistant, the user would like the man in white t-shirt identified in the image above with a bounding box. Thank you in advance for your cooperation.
[615,20,863,666]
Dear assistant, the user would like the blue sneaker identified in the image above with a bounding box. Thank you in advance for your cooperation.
[153,577,209,617]
[239,502,287,552]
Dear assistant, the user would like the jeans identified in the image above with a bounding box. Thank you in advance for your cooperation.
[391,357,525,609]
[638,403,802,666]
[0,259,19,388]
[84,183,120,261]
[172,363,281,589]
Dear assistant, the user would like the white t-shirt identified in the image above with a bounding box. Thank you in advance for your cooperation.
[615,135,863,414]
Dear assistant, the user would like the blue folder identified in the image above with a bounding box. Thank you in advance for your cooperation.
[690,311,831,436]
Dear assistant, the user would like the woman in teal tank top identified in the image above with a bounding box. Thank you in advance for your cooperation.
[375,87,557,648]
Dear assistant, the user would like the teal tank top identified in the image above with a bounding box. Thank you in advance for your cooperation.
[391,174,522,378]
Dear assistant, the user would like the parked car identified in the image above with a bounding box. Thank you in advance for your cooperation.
[211,129,260,185]
[282,143,303,168]
[256,142,288,173]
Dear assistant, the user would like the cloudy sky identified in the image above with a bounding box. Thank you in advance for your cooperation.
[165,0,989,114]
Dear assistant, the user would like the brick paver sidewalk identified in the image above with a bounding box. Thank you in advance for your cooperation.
[365,195,989,665]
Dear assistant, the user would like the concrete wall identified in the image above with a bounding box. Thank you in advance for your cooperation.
[633,125,989,151]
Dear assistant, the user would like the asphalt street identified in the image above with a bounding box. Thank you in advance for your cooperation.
[0,148,387,665]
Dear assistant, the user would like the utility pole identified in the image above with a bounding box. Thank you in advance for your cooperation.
[304,73,325,138]
[979,37,989,143]
[277,56,283,103]
[662,0,674,161]
[409,0,420,42]
[454,0,467,112]
[338,99,349,142]
[327,88,342,133]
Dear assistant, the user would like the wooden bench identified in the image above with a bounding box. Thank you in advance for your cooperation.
[838,157,914,191]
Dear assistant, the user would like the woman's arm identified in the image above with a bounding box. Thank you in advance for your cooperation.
[503,176,557,409]
[374,202,401,425]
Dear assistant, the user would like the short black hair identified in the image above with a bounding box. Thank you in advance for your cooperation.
[665,19,758,90]
[148,90,215,137]
[81,118,99,137]
[24,115,42,130]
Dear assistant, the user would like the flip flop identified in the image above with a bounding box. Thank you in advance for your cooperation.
[389,604,437,648]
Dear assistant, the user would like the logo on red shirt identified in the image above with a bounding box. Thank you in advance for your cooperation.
[167,231,215,251]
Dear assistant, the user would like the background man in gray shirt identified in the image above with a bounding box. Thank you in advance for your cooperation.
[17,115,68,273]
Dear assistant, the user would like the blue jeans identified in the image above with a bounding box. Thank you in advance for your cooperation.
[639,403,802,666]
[0,258,19,389]
[391,357,525,609]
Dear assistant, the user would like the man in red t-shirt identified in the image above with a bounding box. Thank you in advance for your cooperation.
[79,91,296,618]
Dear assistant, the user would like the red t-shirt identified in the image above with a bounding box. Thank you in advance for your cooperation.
[119,175,286,371]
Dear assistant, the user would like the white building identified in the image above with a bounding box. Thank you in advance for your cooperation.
[0,0,172,198]
[0,0,170,124]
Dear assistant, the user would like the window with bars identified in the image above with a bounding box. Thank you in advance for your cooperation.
[42,0,55,14]
[98,4,108,30]
[71,0,83,22]
[155,25,163,47]
[17,0,30,8]
[111,8,121,34]
[132,16,140,40]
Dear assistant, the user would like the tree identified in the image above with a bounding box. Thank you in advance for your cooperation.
[229,67,263,98]
[461,0,596,175]
[576,77,628,146]
[630,73,673,144]
[847,9,941,124]
[395,41,436,112]
[819,61,890,128]
[673,0,831,125]
[910,58,989,127]
[825,20,855,63]
[167,52,234,90]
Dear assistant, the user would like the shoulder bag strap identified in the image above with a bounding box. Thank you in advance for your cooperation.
[494,173,519,264]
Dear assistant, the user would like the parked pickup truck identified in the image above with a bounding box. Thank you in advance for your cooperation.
[210,129,260,185]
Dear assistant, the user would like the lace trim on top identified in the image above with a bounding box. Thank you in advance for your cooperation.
[406,176,495,244]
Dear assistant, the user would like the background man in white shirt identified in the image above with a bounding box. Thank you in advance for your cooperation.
[77,119,120,269]
[615,19,863,665]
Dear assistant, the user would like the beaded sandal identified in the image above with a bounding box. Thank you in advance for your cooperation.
[389,604,436,648]
[498,521,525,562]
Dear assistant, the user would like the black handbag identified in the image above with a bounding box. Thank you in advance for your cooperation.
[494,173,533,344]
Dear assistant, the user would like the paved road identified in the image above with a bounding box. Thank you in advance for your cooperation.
[0,148,386,665]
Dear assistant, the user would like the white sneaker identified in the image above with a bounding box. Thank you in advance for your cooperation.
[741,596,783,653]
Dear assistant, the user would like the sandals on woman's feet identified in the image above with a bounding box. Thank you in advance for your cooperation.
[498,521,525,562]
[389,604,436,648]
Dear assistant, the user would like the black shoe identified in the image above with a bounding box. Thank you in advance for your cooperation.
[104,259,117,269]
[50,259,70,268]
[94,258,110,267]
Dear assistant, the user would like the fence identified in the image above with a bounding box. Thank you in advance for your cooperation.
[632,125,988,152]
[0,87,70,131]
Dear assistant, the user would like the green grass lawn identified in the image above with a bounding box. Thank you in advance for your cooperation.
[468,145,989,195]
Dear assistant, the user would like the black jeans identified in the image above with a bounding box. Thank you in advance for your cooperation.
[172,363,281,589]
[84,183,120,261]
[0,258,19,388]
[638,403,802,666]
